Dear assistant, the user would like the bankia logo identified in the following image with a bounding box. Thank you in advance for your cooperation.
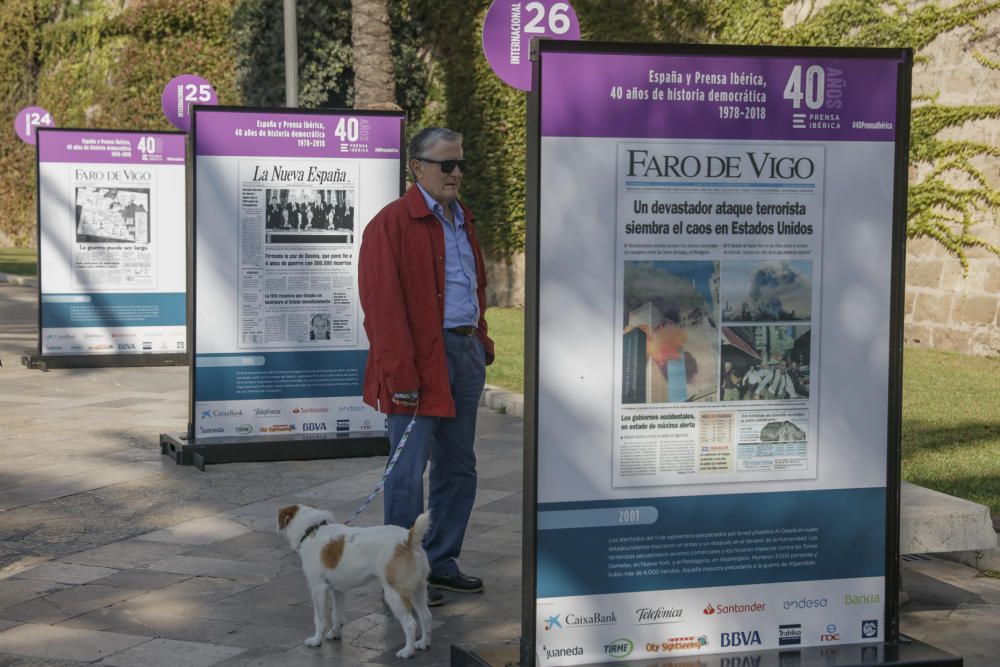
[778,624,801,646]
[635,607,683,624]
[845,593,880,605]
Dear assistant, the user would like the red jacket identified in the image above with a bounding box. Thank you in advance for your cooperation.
[358,185,494,417]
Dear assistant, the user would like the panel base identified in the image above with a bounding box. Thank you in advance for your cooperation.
[22,351,187,371]
[451,637,961,667]
[159,431,390,471]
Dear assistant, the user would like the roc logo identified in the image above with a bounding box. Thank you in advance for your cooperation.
[603,639,633,659]
[720,631,761,648]
[820,624,840,642]
[302,422,327,432]
[543,615,561,631]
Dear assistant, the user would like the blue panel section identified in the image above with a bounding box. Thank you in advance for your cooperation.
[41,292,185,328]
[195,350,367,401]
[537,488,885,598]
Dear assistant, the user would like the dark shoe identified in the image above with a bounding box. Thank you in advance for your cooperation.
[428,571,484,593]
[427,586,445,607]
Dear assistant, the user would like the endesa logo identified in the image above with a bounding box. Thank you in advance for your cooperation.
[820,624,840,642]
[703,601,766,615]
[778,624,801,646]
[603,638,633,659]
[541,646,583,660]
[783,597,827,610]
[720,631,761,648]
[302,422,328,432]
[339,405,366,413]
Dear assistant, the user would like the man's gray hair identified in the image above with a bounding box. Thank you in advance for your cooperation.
[409,127,462,162]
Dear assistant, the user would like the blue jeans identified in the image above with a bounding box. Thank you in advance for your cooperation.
[384,330,486,577]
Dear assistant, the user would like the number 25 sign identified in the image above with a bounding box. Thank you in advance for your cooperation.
[162,75,218,131]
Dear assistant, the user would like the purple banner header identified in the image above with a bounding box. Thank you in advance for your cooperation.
[194,110,403,159]
[541,51,902,142]
[38,130,185,165]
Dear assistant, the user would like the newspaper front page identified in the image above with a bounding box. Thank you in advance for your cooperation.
[237,160,360,349]
[613,142,823,486]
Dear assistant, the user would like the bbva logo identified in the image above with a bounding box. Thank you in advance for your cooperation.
[302,422,328,432]
[720,631,761,648]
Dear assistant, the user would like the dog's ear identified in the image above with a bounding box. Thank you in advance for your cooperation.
[277,505,300,531]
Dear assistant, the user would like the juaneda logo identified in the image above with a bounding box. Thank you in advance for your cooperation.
[820,624,840,642]
[198,426,224,434]
[845,593,880,605]
[720,631,761,648]
[778,624,801,646]
[542,646,582,660]
[704,601,765,615]
[602,639,633,659]
[635,607,683,624]
[543,615,561,630]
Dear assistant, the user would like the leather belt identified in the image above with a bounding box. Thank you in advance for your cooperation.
[446,326,478,337]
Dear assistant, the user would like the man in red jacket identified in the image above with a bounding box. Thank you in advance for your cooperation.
[358,127,494,601]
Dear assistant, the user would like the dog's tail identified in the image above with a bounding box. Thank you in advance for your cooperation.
[406,512,430,550]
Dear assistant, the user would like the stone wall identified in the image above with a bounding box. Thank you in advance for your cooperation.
[904,10,1000,357]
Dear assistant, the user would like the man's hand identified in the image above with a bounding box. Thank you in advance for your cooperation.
[392,390,419,407]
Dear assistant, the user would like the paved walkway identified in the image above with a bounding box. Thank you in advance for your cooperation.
[1,283,998,666]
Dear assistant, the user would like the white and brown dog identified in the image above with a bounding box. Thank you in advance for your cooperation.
[277,504,432,658]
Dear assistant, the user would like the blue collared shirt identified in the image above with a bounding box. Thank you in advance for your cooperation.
[416,183,479,328]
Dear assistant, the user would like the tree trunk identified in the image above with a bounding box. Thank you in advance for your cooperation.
[351,0,396,108]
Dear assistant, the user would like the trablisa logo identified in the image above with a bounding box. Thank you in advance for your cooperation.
[336,419,350,432]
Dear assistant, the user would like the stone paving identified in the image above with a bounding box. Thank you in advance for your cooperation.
[1,282,999,666]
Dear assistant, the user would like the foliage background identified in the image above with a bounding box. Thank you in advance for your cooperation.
[1,0,998,267]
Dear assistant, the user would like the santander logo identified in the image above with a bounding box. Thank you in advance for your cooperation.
[703,603,715,615]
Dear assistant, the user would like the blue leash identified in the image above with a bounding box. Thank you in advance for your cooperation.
[342,404,419,525]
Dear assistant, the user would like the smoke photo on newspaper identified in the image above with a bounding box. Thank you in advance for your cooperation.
[621,260,720,405]
[75,187,150,244]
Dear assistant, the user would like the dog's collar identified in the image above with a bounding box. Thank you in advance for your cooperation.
[299,520,329,545]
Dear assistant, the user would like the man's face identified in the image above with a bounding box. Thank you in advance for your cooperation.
[411,139,463,206]
[313,317,329,338]
[724,362,732,372]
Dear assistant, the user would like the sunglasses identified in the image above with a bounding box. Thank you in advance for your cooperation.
[417,157,467,174]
